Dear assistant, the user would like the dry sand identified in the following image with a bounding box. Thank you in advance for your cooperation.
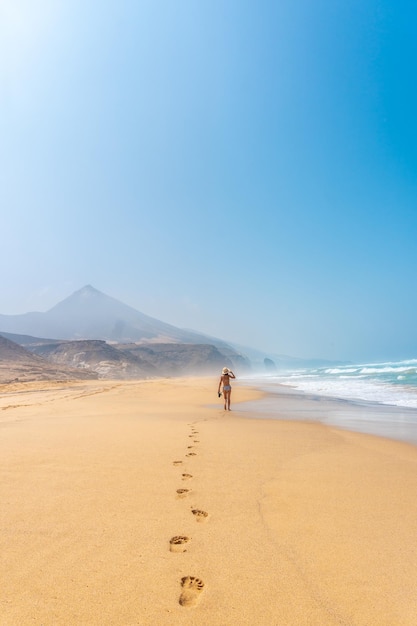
[1,378,417,625]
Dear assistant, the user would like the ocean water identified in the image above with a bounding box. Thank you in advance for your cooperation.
[259,359,417,408]
[240,359,417,445]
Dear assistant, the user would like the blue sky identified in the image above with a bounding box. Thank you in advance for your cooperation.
[1,0,416,362]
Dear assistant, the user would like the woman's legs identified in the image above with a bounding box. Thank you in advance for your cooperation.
[224,389,231,410]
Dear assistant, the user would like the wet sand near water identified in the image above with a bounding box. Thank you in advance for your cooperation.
[240,383,417,445]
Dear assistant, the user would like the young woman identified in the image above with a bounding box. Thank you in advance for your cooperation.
[218,367,236,410]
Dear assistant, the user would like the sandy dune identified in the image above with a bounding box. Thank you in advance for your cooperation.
[1,378,417,625]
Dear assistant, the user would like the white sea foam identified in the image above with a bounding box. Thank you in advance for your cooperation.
[325,368,359,374]
[359,366,417,375]
[254,358,417,409]
[281,377,417,408]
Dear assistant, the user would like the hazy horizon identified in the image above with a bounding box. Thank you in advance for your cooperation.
[2,1,416,362]
[0,284,412,366]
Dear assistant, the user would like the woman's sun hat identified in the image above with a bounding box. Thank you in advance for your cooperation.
[222,367,229,374]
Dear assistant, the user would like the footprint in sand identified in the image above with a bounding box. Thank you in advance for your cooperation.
[186,452,197,457]
[176,488,191,498]
[182,473,193,481]
[173,461,183,466]
[187,445,194,449]
[179,576,205,607]
[193,440,200,443]
[191,509,208,523]
[169,536,190,553]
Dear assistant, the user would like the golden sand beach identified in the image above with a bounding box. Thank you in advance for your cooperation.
[1,378,417,625]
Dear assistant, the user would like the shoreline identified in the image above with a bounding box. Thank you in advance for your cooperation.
[1,378,417,624]
[237,380,417,446]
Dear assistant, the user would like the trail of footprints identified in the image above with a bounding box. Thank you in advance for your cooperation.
[169,423,207,608]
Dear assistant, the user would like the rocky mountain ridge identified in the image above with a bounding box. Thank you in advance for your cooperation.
[0,334,237,381]
[0,335,97,383]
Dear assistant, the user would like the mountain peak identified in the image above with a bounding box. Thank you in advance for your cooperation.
[0,286,244,353]
[47,285,129,318]
[74,285,101,298]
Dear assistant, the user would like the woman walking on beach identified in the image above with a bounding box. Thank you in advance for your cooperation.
[218,367,236,410]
